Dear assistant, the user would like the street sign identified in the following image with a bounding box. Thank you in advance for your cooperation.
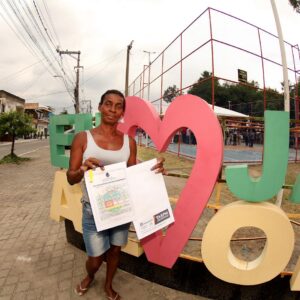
[238,69,247,83]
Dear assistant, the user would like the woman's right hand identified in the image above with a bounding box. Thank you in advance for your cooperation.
[67,133,103,185]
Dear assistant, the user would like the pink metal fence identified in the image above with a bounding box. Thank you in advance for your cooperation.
[128,7,300,163]
[129,7,299,113]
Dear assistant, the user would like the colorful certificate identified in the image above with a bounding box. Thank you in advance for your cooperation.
[84,162,134,231]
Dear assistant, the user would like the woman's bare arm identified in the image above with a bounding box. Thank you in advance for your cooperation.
[127,136,137,167]
[66,132,86,185]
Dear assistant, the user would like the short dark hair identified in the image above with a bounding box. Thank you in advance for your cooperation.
[99,89,126,111]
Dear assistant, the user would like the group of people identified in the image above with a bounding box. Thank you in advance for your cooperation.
[26,131,47,139]
[225,128,261,147]
[173,127,196,145]
[67,89,165,300]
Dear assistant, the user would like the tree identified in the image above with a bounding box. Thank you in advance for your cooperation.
[187,70,284,116]
[281,79,300,119]
[221,81,263,116]
[163,85,180,103]
[60,109,68,115]
[289,0,300,13]
[0,111,35,157]
[187,71,221,104]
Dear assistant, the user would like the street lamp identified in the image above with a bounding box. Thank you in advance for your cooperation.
[143,50,156,101]
[143,50,156,148]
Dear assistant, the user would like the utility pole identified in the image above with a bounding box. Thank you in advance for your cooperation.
[125,40,134,97]
[57,49,83,113]
[81,100,92,113]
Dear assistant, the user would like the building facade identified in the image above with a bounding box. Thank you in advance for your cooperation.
[0,90,25,113]
[24,103,53,137]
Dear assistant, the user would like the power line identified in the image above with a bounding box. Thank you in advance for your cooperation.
[0,58,45,82]
[0,0,98,109]
[85,48,125,71]
[18,0,60,72]
[20,0,75,87]
[1,0,74,95]
[32,1,75,86]
[38,0,76,85]
[41,0,61,48]
[32,0,56,49]
[6,0,57,76]
[0,1,40,59]
[22,0,61,69]
[0,0,75,105]
[84,48,125,83]
[27,90,70,99]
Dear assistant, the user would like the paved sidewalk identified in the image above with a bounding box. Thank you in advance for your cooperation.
[0,142,210,300]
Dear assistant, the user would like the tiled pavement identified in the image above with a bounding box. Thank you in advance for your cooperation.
[0,142,209,300]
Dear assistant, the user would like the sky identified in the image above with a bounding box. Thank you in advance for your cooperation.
[0,0,299,114]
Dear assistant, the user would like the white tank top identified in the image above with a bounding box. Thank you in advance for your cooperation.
[83,130,130,164]
[81,130,130,203]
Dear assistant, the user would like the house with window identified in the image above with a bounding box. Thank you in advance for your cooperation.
[24,103,53,137]
[0,90,25,113]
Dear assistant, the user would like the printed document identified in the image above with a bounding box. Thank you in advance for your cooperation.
[84,162,134,231]
[127,159,174,239]
[84,159,174,239]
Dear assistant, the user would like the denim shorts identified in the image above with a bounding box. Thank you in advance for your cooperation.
[82,201,130,257]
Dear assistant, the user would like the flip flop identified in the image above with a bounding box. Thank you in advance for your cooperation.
[107,293,120,300]
[74,280,94,296]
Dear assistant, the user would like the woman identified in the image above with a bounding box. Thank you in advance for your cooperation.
[67,89,164,300]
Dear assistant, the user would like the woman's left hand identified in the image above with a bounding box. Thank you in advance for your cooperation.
[151,157,167,175]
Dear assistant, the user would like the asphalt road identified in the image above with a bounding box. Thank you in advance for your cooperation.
[0,138,49,158]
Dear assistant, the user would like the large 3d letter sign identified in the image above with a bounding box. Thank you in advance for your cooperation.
[50,94,300,290]
[225,111,289,201]
[118,95,224,268]
[49,113,93,168]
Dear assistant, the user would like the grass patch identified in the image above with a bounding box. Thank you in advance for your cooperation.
[137,145,194,175]
[138,145,300,214]
[0,153,30,164]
